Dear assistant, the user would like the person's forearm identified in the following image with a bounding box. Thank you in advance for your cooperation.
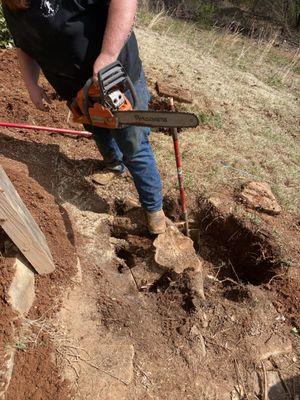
[16,48,40,91]
[101,0,137,59]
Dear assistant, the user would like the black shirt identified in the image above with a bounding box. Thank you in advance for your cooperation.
[3,0,142,99]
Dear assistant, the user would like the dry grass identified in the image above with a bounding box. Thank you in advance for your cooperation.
[136,10,300,213]
[137,9,300,94]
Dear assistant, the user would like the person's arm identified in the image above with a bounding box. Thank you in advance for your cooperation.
[16,48,50,111]
[93,0,137,81]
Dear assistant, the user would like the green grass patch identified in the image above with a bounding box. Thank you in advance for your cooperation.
[268,51,291,66]
[197,112,222,129]
[293,65,300,75]
[266,74,283,88]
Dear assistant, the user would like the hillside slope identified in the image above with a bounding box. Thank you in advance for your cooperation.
[0,19,299,400]
[137,25,299,211]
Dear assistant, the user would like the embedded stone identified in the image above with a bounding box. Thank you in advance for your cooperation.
[0,347,15,399]
[8,256,35,316]
[239,181,281,215]
[256,335,292,361]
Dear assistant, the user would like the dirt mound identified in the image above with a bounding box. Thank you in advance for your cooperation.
[5,344,72,400]
[0,50,69,128]
[0,156,77,398]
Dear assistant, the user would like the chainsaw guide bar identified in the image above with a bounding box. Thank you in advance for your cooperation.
[114,110,199,129]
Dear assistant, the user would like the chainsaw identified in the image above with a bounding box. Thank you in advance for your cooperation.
[69,61,199,130]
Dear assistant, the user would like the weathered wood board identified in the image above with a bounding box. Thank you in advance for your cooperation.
[0,166,55,275]
[156,81,193,104]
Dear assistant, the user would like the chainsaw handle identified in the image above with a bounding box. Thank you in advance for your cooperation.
[97,61,141,110]
[82,77,94,123]
[125,74,141,110]
[80,62,141,123]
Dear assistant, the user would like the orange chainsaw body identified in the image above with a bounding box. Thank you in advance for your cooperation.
[70,81,132,129]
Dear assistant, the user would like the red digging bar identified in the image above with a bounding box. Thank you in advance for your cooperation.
[0,121,93,139]
[169,98,189,237]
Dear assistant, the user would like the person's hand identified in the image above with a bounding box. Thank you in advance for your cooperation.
[93,53,117,82]
[27,84,51,111]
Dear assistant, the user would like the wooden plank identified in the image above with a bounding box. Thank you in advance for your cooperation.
[0,166,55,275]
[156,81,194,104]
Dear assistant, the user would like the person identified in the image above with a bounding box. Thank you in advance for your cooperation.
[2,0,166,234]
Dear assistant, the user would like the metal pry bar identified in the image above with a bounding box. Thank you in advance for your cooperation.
[169,98,190,237]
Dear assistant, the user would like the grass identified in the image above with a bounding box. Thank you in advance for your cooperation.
[136,9,300,214]
[266,74,283,88]
[14,338,27,351]
[197,112,223,129]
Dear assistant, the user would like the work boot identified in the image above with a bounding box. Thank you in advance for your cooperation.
[145,209,166,235]
[91,169,123,186]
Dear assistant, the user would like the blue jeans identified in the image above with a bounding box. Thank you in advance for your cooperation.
[85,69,163,212]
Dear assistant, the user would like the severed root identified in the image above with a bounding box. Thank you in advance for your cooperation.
[153,224,205,300]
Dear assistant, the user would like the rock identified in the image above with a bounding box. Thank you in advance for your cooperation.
[8,256,35,316]
[252,370,261,397]
[0,347,15,399]
[256,335,292,361]
[156,81,194,104]
[239,181,281,215]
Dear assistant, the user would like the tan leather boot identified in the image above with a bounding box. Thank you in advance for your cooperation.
[91,169,123,186]
[145,209,166,235]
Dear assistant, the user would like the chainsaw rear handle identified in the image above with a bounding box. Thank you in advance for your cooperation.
[82,77,94,123]
[98,61,141,110]
[81,62,141,123]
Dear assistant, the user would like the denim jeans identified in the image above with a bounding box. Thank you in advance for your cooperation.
[85,69,163,212]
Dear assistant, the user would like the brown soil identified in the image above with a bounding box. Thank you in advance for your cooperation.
[0,49,299,399]
[0,50,79,399]
[0,160,77,400]
[193,191,300,325]
[6,344,72,400]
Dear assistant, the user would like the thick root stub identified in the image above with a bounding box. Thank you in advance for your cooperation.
[153,225,205,300]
